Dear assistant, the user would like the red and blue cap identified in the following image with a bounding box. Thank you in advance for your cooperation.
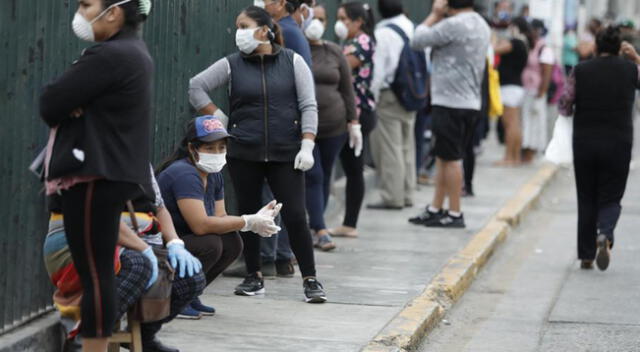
[194,115,232,142]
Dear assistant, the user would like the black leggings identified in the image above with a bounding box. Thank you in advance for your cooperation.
[227,158,316,278]
[181,232,243,286]
[61,180,138,338]
[574,138,631,260]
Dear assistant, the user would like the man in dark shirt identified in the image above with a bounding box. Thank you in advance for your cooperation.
[263,0,313,66]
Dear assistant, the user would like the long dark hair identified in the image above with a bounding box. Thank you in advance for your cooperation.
[511,17,534,49]
[156,119,201,174]
[340,1,376,41]
[102,0,149,30]
[242,6,285,47]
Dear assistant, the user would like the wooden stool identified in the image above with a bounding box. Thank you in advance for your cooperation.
[107,311,142,352]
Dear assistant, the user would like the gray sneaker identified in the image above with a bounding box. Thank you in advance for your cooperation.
[303,278,327,303]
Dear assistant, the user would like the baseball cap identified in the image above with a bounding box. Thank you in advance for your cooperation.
[193,115,232,142]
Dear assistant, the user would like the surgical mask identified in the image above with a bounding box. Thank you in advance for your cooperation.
[497,11,511,22]
[334,20,349,41]
[254,0,265,8]
[304,19,325,41]
[72,0,132,42]
[236,27,270,54]
[196,152,227,174]
[300,4,315,30]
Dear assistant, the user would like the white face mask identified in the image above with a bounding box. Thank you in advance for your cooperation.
[334,20,349,41]
[72,0,132,42]
[300,4,315,30]
[305,19,325,41]
[196,152,227,174]
[236,27,270,54]
[254,0,266,8]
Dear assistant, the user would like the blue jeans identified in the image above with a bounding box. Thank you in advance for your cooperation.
[305,133,348,231]
[260,184,294,263]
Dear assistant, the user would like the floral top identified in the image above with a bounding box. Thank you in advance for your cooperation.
[343,33,376,117]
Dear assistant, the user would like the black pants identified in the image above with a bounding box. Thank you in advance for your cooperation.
[227,158,316,278]
[463,115,485,194]
[61,180,138,338]
[574,138,631,260]
[182,232,243,286]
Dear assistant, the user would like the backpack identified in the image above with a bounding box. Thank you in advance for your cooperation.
[386,24,429,111]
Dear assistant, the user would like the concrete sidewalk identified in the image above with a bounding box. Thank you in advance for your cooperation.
[157,137,540,352]
[419,138,640,351]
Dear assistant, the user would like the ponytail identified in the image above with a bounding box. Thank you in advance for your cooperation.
[243,6,284,46]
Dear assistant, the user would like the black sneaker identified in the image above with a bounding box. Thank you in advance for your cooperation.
[595,234,611,271]
[276,259,295,278]
[234,273,265,296]
[409,207,443,225]
[303,278,327,303]
[424,212,466,228]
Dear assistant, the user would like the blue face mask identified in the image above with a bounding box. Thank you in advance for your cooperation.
[498,11,511,22]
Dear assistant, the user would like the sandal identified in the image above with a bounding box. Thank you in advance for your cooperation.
[314,233,337,251]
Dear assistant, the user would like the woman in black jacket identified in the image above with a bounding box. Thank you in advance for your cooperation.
[188,6,326,303]
[39,0,153,350]
[559,27,640,271]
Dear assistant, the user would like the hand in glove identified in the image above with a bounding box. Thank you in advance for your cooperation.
[141,247,159,289]
[257,200,283,219]
[168,240,203,278]
[241,214,281,237]
[348,123,363,157]
[294,139,315,171]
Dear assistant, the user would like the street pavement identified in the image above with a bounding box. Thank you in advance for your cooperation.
[419,133,640,351]
[156,136,540,352]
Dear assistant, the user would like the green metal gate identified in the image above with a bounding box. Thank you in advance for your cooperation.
[0,0,439,336]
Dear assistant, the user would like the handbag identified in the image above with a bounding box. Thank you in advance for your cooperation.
[545,115,573,165]
[126,201,175,323]
[47,117,86,180]
[487,59,504,119]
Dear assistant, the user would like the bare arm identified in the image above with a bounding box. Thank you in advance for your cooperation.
[177,198,245,236]
[118,221,150,252]
[538,63,553,98]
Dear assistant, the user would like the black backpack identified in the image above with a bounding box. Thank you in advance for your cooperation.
[386,24,430,111]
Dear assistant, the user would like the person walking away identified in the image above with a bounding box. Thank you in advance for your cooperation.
[367,0,416,210]
[408,0,490,228]
[559,28,640,271]
[157,117,281,301]
[521,19,554,163]
[39,1,153,350]
[327,1,377,239]
[302,3,358,250]
[494,17,529,166]
[188,6,327,303]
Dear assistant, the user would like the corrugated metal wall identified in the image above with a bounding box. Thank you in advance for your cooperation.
[0,0,435,335]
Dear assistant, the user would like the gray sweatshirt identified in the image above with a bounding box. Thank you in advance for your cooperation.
[189,53,318,135]
[411,12,490,111]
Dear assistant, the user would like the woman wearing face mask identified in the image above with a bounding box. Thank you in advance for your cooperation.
[157,116,281,306]
[188,6,326,303]
[39,1,153,350]
[329,1,376,238]
[303,4,357,250]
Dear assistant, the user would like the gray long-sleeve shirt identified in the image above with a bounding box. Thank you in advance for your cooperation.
[411,12,490,111]
[189,53,318,135]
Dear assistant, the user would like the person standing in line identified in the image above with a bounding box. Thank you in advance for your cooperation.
[521,19,554,164]
[302,4,358,250]
[39,1,153,350]
[367,0,416,210]
[408,0,490,228]
[563,26,579,75]
[559,28,640,271]
[494,17,530,166]
[327,1,377,239]
[188,6,327,303]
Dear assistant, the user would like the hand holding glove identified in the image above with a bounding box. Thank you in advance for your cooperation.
[167,240,203,278]
[294,139,315,171]
[241,214,281,237]
[348,123,363,157]
[141,247,159,289]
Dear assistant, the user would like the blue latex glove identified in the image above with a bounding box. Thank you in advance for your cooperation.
[168,242,202,278]
[141,247,158,289]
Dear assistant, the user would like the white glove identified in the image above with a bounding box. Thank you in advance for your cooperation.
[348,123,363,157]
[241,214,281,237]
[213,108,229,128]
[257,200,283,219]
[294,139,315,171]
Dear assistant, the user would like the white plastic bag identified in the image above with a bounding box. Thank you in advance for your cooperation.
[545,115,573,165]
